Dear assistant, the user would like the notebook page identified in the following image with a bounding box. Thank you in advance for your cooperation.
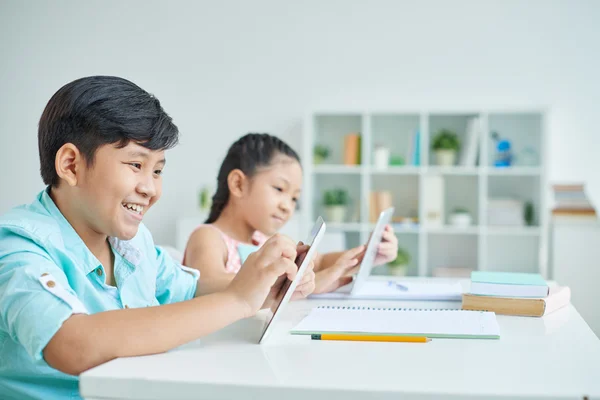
[356,281,463,300]
[291,307,500,339]
[310,281,463,301]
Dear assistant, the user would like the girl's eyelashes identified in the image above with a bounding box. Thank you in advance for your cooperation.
[272,184,299,203]
[154,170,163,176]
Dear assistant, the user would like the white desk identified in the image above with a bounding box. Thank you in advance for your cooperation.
[80,279,600,400]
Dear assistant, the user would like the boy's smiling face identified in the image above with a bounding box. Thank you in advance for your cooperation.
[74,141,165,240]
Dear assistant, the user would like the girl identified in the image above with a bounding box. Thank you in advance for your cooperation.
[183,133,398,294]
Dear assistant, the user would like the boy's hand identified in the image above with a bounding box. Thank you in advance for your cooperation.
[259,242,317,309]
[313,244,365,294]
[373,225,399,266]
[226,234,297,318]
[290,242,316,300]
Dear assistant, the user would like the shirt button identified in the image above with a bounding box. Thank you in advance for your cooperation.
[96,268,103,277]
[47,281,56,288]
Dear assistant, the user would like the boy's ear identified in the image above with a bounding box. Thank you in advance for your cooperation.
[55,143,83,187]
[227,169,248,198]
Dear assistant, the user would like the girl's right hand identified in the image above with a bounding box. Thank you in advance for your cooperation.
[225,234,298,318]
[313,244,365,294]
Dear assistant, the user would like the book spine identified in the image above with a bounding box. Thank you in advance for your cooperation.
[344,133,360,165]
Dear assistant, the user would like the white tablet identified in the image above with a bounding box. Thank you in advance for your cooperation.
[350,207,395,295]
[258,216,326,344]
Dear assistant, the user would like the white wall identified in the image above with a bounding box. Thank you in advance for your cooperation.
[1,0,599,247]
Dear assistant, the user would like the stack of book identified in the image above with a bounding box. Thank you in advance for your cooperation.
[369,191,393,223]
[551,183,597,223]
[462,271,571,317]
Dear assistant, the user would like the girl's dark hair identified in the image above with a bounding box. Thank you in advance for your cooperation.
[206,133,300,223]
[38,76,179,186]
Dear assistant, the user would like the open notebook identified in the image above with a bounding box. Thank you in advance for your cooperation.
[310,280,463,301]
[292,306,500,339]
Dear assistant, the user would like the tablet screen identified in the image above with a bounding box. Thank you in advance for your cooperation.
[350,207,395,294]
[264,250,308,320]
[258,217,326,344]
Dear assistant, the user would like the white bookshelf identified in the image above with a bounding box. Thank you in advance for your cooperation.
[301,110,549,278]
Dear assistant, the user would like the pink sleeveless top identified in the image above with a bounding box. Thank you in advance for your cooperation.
[191,224,268,273]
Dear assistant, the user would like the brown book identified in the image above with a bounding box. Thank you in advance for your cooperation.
[369,191,393,222]
[462,286,571,317]
[343,133,360,165]
[552,184,585,192]
[377,191,392,213]
[552,208,596,215]
[369,192,379,223]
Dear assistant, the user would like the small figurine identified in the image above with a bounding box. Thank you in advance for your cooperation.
[491,131,513,167]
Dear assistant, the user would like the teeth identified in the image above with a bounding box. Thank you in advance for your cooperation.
[122,203,144,214]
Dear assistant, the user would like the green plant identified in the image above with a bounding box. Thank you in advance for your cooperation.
[323,188,349,206]
[314,144,330,160]
[524,201,535,226]
[389,154,405,166]
[452,207,470,215]
[389,247,411,267]
[198,187,212,210]
[431,129,460,152]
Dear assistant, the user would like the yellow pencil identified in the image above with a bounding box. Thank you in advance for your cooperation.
[311,334,431,343]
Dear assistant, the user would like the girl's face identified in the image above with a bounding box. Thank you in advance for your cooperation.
[242,154,303,236]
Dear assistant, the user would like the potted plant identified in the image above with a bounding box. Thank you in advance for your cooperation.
[313,144,330,165]
[387,247,411,276]
[449,207,472,227]
[431,129,460,166]
[323,188,349,223]
[524,201,535,226]
[198,186,212,211]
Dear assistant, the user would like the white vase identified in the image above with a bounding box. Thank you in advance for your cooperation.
[325,206,346,223]
[387,264,407,276]
[374,146,390,170]
[449,212,472,227]
[435,150,456,166]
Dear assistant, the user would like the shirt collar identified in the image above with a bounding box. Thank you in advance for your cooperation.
[38,187,142,274]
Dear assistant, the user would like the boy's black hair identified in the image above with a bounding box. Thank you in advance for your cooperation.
[206,133,300,224]
[38,76,179,186]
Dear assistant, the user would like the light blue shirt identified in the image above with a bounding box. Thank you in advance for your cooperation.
[0,188,199,400]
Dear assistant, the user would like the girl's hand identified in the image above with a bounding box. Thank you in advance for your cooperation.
[313,245,365,294]
[373,224,399,266]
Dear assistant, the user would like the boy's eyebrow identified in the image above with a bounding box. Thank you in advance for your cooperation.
[128,150,150,159]
[128,150,166,165]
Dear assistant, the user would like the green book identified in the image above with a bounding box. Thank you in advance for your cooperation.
[470,271,549,298]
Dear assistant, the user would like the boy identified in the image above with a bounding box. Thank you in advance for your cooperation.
[0,76,315,400]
